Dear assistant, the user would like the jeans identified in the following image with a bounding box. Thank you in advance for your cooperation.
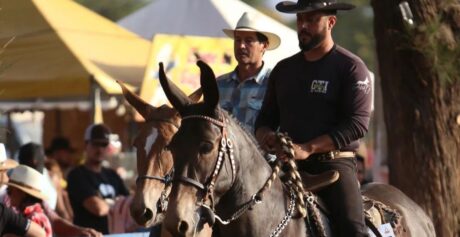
[297,157,368,237]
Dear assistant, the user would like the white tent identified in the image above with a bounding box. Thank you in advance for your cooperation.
[118,0,299,67]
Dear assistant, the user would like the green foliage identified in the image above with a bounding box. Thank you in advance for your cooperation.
[75,0,153,21]
[410,15,460,84]
[333,3,376,72]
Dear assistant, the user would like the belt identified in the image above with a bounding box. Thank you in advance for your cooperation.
[309,151,355,161]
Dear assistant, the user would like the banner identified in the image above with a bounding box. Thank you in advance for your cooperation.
[139,34,236,116]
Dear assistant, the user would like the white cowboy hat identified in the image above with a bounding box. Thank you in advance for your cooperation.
[0,143,18,171]
[223,12,281,50]
[7,165,48,200]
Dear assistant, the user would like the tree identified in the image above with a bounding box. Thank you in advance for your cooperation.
[371,0,460,236]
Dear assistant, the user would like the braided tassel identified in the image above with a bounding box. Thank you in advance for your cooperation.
[276,132,307,218]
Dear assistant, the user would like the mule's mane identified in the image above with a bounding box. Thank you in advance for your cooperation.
[219,109,265,158]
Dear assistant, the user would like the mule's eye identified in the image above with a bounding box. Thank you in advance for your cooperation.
[199,142,214,154]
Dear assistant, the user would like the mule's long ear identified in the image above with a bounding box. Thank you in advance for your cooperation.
[158,62,191,112]
[196,61,219,110]
[117,80,156,120]
[188,88,202,103]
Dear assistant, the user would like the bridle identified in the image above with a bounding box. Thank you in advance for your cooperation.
[173,113,297,235]
[174,114,236,209]
[135,117,180,213]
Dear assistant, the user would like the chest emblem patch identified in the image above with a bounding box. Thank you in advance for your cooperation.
[310,80,329,94]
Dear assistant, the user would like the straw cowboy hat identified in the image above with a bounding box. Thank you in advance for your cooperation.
[0,143,18,170]
[7,165,48,200]
[223,12,281,50]
[276,0,355,14]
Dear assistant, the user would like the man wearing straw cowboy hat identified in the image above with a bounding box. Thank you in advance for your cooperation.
[0,143,46,237]
[218,11,281,135]
[256,0,372,236]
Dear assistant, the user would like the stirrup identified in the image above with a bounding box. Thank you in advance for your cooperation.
[299,170,339,192]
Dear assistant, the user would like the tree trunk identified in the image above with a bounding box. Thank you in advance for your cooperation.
[371,0,460,236]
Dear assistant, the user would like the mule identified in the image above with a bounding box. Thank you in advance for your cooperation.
[118,81,212,237]
[159,61,435,237]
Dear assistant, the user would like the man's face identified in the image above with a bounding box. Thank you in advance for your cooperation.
[296,11,333,52]
[85,140,110,165]
[233,31,267,66]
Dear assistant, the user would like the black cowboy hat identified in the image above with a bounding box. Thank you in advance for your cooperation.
[45,137,76,155]
[276,0,355,14]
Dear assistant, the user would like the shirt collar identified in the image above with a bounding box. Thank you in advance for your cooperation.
[227,62,269,85]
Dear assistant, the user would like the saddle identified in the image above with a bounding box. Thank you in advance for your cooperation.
[291,171,402,237]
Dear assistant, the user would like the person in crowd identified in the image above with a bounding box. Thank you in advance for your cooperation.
[45,137,76,178]
[45,159,74,221]
[3,143,102,237]
[0,202,46,237]
[17,143,58,210]
[67,124,129,234]
[6,165,53,237]
[217,11,281,134]
[0,143,45,237]
[255,0,372,236]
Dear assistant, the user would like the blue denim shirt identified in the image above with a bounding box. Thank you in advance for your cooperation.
[216,63,271,134]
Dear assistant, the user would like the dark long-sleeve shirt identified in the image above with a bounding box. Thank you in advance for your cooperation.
[255,45,372,151]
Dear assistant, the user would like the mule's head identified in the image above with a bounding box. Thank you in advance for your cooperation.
[119,81,201,227]
[159,61,237,236]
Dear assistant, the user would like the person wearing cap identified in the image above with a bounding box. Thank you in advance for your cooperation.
[0,144,46,237]
[46,137,76,178]
[6,165,53,237]
[67,124,129,234]
[218,11,281,134]
[255,0,372,236]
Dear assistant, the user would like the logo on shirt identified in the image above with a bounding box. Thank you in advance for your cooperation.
[355,77,371,94]
[310,80,329,94]
[99,183,116,198]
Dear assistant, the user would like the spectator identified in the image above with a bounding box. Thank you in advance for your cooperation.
[45,159,74,221]
[17,143,58,210]
[1,202,46,237]
[45,137,76,178]
[0,143,45,237]
[12,143,102,237]
[67,124,129,234]
[7,165,53,237]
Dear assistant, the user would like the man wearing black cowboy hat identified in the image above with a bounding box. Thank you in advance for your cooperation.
[255,0,372,236]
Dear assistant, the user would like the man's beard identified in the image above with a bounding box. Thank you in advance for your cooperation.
[298,29,326,52]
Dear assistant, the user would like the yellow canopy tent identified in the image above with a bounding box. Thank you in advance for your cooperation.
[0,0,150,105]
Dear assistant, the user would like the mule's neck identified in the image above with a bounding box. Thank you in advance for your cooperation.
[214,119,306,237]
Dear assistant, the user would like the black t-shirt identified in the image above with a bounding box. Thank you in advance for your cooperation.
[255,45,372,151]
[67,166,129,234]
[0,203,29,236]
